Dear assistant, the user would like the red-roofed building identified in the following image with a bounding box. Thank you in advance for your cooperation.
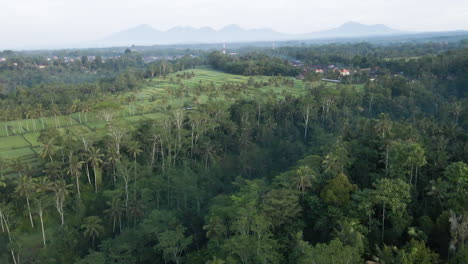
[339,69,350,76]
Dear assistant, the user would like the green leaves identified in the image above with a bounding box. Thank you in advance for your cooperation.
[373,178,411,215]
[320,173,357,207]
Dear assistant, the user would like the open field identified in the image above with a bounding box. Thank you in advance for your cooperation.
[0,67,349,164]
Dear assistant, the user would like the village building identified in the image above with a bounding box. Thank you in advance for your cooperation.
[339,69,350,76]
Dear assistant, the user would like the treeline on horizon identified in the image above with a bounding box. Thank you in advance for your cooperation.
[0,40,467,264]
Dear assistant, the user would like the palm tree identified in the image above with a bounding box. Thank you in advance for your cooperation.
[106,146,120,184]
[322,152,341,176]
[42,160,62,181]
[35,176,54,193]
[53,179,72,226]
[295,165,316,197]
[126,141,142,199]
[104,197,123,233]
[24,108,37,132]
[71,99,82,123]
[10,158,27,177]
[82,216,104,248]
[451,102,462,124]
[117,161,132,214]
[15,176,35,228]
[40,139,56,162]
[81,103,92,122]
[67,152,84,197]
[87,146,104,192]
[51,104,61,128]
[34,193,52,247]
[127,200,144,227]
[36,104,46,129]
[81,137,93,185]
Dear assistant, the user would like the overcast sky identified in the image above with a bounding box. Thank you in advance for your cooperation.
[1,0,468,49]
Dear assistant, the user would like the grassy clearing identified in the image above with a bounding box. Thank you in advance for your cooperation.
[23,133,42,147]
[0,135,31,150]
[0,147,35,159]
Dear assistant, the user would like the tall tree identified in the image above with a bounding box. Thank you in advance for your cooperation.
[87,146,104,192]
[15,175,35,228]
[82,216,105,249]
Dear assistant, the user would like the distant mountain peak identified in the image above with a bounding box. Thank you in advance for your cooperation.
[220,24,243,31]
[341,21,362,26]
[311,21,403,38]
[135,24,152,29]
[98,22,405,47]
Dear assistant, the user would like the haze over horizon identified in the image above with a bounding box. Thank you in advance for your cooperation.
[2,0,468,49]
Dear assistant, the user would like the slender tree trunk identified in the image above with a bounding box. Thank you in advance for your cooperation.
[76,174,81,198]
[304,107,309,141]
[39,209,46,247]
[11,250,17,264]
[151,140,157,168]
[26,197,34,228]
[381,202,386,244]
[124,176,129,214]
[415,166,419,187]
[160,142,165,174]
[85,163,91,184]
[0,211,4,232]
[1,211,12,242]
[134,157,137,200]
[385,146,389,177]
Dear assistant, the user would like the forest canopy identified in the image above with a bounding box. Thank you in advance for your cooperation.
[0,41,467,264]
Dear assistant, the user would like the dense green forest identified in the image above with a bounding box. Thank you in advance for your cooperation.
[0,41,467,264]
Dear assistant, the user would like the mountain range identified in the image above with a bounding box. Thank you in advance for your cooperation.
[96,22,407,47]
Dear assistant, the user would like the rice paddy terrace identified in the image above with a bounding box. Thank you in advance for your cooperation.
[0,67,348,174]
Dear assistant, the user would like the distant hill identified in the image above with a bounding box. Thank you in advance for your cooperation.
[99,24,288,46]
[300,21,406,39]
[93,22,414,47]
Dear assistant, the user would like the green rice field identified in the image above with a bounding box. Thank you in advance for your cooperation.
[0,68,348,164]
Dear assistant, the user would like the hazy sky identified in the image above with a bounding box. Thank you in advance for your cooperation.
[1,0,468,49]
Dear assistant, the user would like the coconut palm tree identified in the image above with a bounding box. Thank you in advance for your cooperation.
[117,160,132,214]
[50,104,61,128]
[52,179,72,226]
[15,176,36,228]
[104,197,123,233]
[34,193,52,247]
[451,102,462,125]
[35,176,54,193]
[106,146,120,184]
[36,104,46,129]
[126,141,142,199]
[67,152,84,198]
[127,200,144,227]
[81,103,92,122]
[295,165,316,197]
[71,99,82,123]
[40,139,57,162]
[87,146,104,192]
[81,216,104,248]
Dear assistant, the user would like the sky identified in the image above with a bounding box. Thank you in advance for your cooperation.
[1,0,468,49]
